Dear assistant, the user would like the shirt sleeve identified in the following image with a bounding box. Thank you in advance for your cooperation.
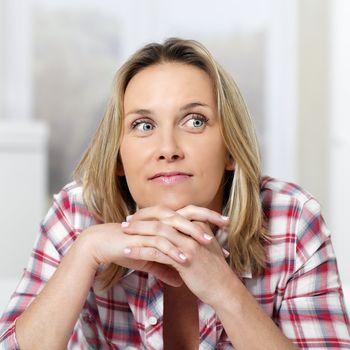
[278,198,350,349]
[0,189,84,349]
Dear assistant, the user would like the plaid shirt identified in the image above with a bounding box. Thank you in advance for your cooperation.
[1,177,350,349]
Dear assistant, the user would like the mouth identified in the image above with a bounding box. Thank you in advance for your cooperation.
[149,171,193,184]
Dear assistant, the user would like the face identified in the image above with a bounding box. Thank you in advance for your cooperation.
[119,62,234,212]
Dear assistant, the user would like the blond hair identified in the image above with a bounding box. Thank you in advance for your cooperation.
[74,38,268,289]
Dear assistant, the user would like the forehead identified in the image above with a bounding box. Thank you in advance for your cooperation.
[123,62,216,110]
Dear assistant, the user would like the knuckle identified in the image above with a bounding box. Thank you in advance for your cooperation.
[184,251,193,261]
[154,221,164,232]
[157,205,175,217]
[151,235,165,247]
[178,205,191,215]
[149,248,160,260]
[186,241,198,256]
[133,247,142,258]
[162,242,173,255]
[150,236,172,256]
[169,247,178,257]
[195,221,207,231]
[187,204,196,211]
[163,213,177,224]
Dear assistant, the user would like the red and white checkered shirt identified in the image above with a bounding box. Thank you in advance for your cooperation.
[1,177,350,349]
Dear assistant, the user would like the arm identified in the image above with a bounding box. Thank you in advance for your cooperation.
[203,202,349,349]
[0,196,228,349]
[0,189,94,350]
[122,203,350,349]
[3,221,182,350]
[275,199,350,348]
[15,235,98,350]
[208,198,350,350]
[210,270,297,349]
[122,206,297,349]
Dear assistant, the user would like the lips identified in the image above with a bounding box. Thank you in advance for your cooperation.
[149,171,193,184]
[149,171,192,180]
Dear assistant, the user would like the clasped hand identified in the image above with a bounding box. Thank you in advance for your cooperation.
[82,205,234,305]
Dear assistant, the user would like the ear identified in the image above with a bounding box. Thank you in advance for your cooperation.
[225,154,235,171]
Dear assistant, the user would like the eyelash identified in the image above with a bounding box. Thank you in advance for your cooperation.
[131,119,154,132]
[131,114,208,130]
[185,114,208,127]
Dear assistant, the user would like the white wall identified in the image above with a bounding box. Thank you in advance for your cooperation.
[0,0,48,313]
[329,0,350,299]
[264,0,298,183]
[296,0,349,312]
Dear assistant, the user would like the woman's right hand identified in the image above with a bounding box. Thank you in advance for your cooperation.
[77,206,228,287]
[78,223,183,286]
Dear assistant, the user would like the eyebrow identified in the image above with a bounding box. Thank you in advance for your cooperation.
[125,102,211,117]
[179,102,210,111]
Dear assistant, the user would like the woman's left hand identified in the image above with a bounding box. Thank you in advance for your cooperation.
[121,205,237,306]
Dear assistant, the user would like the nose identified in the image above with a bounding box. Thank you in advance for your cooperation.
[156,129,184,162]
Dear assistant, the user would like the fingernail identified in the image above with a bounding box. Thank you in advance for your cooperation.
[221,215,229,221]
[203,233,213,241]
[121,221,129,228]
[124,247,131,254]
[222,248,230,258]
[126,215,133,222]
[179,253,187,261]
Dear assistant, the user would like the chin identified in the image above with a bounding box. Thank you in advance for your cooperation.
[148,195,212,212]
[156,200,190,211]
[137,194,194,211]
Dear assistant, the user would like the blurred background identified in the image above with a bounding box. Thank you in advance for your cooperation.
[0,0,349,314]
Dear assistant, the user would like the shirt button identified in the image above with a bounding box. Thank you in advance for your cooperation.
[82,312,93,322]
[148,316,158,325]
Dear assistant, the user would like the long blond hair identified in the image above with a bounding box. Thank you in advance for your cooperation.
[74,38,268,289]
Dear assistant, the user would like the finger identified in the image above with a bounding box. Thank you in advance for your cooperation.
[222,248,230,258]
[176,205,230,227]
[127,205,176,222]
[124,233,189,264]
[122,218,212,245]
[124,246,186,266]
[127,205,230,229]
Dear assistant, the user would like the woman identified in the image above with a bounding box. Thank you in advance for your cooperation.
[0,38,349,349]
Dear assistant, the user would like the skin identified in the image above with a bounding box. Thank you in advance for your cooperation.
[119,63,297,348]
[119,62,233,212]
[119,62,234,298]
[15,62,296,350]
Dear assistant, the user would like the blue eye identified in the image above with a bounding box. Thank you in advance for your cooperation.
[190,119,205,128]
[184,115,208,129]
[132,120,154,132]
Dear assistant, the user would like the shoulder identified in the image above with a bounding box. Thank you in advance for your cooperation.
[53,181,85,210]
[51,181,88,220]
[55,181,96,225]
[260,176,330,267]
[260,176,313,208]
[41,181,96,245]
[260,176,321,225]
[260,175,325,227]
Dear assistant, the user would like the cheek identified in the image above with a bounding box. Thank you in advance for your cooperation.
[119,140,142,173]
[205,151,228,187]
[119,140,151,199]
[203,143,227,171]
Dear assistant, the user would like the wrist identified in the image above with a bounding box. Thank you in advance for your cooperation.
[209,267,245,310]
[74,228,101,272]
